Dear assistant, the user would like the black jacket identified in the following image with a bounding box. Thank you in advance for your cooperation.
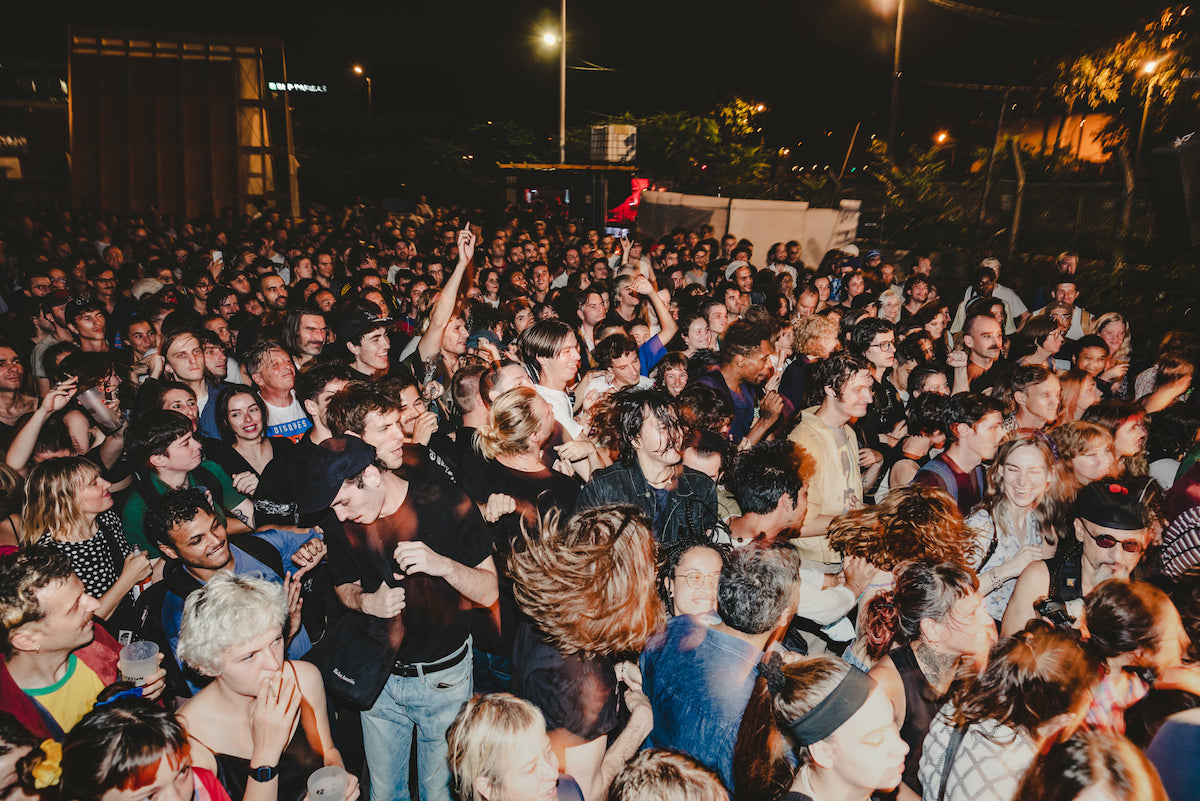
[576,462,718,545]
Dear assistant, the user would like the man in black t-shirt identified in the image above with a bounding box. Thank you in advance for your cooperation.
[298,436,496,801]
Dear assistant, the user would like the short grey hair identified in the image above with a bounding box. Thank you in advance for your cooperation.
[177,572,287,675]
[717,543,801,635]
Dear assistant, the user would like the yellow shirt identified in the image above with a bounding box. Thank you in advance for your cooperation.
[788,407,863,565]
[24,653,103,733]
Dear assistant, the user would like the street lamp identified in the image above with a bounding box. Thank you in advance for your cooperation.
[886,0,906,156]
[352,65,373,150]
[1136,59,1159,170]
[541,2,567,164]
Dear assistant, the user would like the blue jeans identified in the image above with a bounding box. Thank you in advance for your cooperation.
[360,645,472,801]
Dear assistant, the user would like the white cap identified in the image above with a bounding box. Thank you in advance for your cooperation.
[840,244,860,257]
[724,260,750,279]
[132,278,165,300]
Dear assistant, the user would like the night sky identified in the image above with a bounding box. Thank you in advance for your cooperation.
[3,0,1153,161]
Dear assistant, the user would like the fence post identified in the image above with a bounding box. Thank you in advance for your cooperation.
[1116,145,1135,269]
[1008,139,1024,258]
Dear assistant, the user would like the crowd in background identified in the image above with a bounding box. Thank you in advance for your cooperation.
[0,196,1197,801]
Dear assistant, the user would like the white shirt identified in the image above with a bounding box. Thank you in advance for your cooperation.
[534,384,582,438]
[264,392,312,440]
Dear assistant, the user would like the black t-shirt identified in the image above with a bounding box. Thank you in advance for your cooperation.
[255,434,332,529]
[208,436,297,479]
[511,619,619,742]
[459,453,580,653]
[326,479,493,664]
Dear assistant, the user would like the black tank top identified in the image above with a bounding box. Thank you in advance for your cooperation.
[890,645,939,796]
[213,722,324,801]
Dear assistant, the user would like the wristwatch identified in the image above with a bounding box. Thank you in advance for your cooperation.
[248,765,279,783]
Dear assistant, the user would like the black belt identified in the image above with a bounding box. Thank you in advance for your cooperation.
[391,641,469,677]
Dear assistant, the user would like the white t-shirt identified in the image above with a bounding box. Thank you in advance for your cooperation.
[264,392,312,441]
[534,385,582,438]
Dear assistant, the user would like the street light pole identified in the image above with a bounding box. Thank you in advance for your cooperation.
[353,65,373,152]
[1136,61,1158,171]
[887,0,905,156]
[558,0,567,164]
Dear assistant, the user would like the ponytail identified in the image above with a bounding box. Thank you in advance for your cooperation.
[732,659,794,801]
[862,589,900,661]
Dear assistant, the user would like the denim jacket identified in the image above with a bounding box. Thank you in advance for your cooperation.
[639,615,762,790]
[576,462,717,544]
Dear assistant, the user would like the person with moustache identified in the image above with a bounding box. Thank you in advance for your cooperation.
[1001,476,1152,637]
[961,312,1005,392]
[282,305,328,371]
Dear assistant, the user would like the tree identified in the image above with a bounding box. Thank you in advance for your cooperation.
[601,98,770,196]
[1054,4,1198,152]
[865,140,971,250]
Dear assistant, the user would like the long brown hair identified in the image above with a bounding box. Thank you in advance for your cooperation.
[946,621,1094,737]
[507,505,664,658]
[827,484,977,571]
[732,655,855,801]
[973,432,1070,555]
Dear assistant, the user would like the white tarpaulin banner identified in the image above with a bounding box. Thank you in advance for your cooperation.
[638,191,860,263]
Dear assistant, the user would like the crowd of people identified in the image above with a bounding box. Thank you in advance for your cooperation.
[0,200,1197,801]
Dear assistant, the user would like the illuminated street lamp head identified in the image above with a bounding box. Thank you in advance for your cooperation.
[1144,60,1159,74]
[542,31,559,46]
[755,103,766,113]
[936,131,948,143]
[353,65,363,75]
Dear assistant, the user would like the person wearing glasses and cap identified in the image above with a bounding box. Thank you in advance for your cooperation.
[1001,476,1152,637]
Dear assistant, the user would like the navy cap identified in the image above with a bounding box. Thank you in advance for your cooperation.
[296,436,378,515]
[1076,477,1151,531]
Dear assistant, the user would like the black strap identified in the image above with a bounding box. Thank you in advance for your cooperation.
[937,725,968,801]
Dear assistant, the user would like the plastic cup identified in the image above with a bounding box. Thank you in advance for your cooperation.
[76,386,123,434]
[118,641,159,686]
[307,767,349,801]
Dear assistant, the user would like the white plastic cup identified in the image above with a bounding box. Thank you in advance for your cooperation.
[118,640,159,686]
[307,766,349,801]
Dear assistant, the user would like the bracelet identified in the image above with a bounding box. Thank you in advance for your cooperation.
[990,572,1002,594]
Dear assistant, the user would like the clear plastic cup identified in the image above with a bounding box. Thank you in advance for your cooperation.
[76,386,123,434]
[118,640,159,685]
[307,766,349,801]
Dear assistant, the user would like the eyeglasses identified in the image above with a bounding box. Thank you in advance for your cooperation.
[872,340,896,351]
[675,571,719,591]
[1082,523,1145,554]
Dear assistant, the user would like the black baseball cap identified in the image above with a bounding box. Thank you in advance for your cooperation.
[296,436,378,515]
[337,299,393,346]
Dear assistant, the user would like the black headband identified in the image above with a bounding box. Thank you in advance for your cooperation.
[785,667,876,746]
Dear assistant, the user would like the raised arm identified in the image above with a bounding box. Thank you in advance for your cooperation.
[418,225,476,361]
[635,274,677,345]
